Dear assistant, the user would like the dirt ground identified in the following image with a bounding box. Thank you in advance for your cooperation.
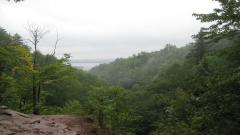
[0,109,95,135]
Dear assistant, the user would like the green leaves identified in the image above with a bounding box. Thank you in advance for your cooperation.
[0,36,32,110]
[86,86,133,134]
[193,0,240,39]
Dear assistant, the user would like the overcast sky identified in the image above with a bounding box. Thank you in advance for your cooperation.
[0,0,217,60]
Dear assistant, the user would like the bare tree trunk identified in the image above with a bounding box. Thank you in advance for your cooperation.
[27,23,48,115]
[52,31,59,56]
[98,109,104,129]
[18,97,22,110]
[98,98,104,129]
[27,24,60,115]
[23,97,26,106]
[32,44,39,114]
[37,77,41,106]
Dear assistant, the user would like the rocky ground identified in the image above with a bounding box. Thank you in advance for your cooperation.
[0,107,95,135]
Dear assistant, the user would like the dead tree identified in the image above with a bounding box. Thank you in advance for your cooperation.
[45,31,61,63]
[27,23,61,115]
[52,31,60,56]
[41,31,61,106]
[26,23,48,115]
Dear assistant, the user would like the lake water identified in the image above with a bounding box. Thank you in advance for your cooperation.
[71,62,102,70]
[70,59,113,70]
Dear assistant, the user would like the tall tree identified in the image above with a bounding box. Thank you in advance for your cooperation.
[27,23,48,114]
[187,30,207,65]
[193,0,240,39]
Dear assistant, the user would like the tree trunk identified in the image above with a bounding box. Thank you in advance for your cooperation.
[98,109,104,129]
[32,74,38,114]
[32,44,39,115]
[18,97,22,110]
[37,79,41,112]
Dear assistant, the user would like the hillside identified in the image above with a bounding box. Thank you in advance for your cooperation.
[90,44,190,89]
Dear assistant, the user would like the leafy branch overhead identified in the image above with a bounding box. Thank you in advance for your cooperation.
[193,0,240,39]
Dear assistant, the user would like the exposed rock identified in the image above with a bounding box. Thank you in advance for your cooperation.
[0,109,95,135]
[30,119,41,124]
[0,109,13,116]
[15,112,31,118]
[0,106,8,109]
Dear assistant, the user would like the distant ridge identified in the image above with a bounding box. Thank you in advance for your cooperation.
[90,45,190,89]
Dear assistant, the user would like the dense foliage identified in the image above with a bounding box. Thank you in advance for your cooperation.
[91,44,190,89]
[129,43,239,135]
[90,38,240,135]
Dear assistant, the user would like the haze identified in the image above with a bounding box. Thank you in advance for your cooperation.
[0,0,217,60]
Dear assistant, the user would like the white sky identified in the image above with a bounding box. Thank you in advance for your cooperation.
[0,0,218,60]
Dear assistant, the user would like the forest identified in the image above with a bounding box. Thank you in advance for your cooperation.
[0,0,240,135]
